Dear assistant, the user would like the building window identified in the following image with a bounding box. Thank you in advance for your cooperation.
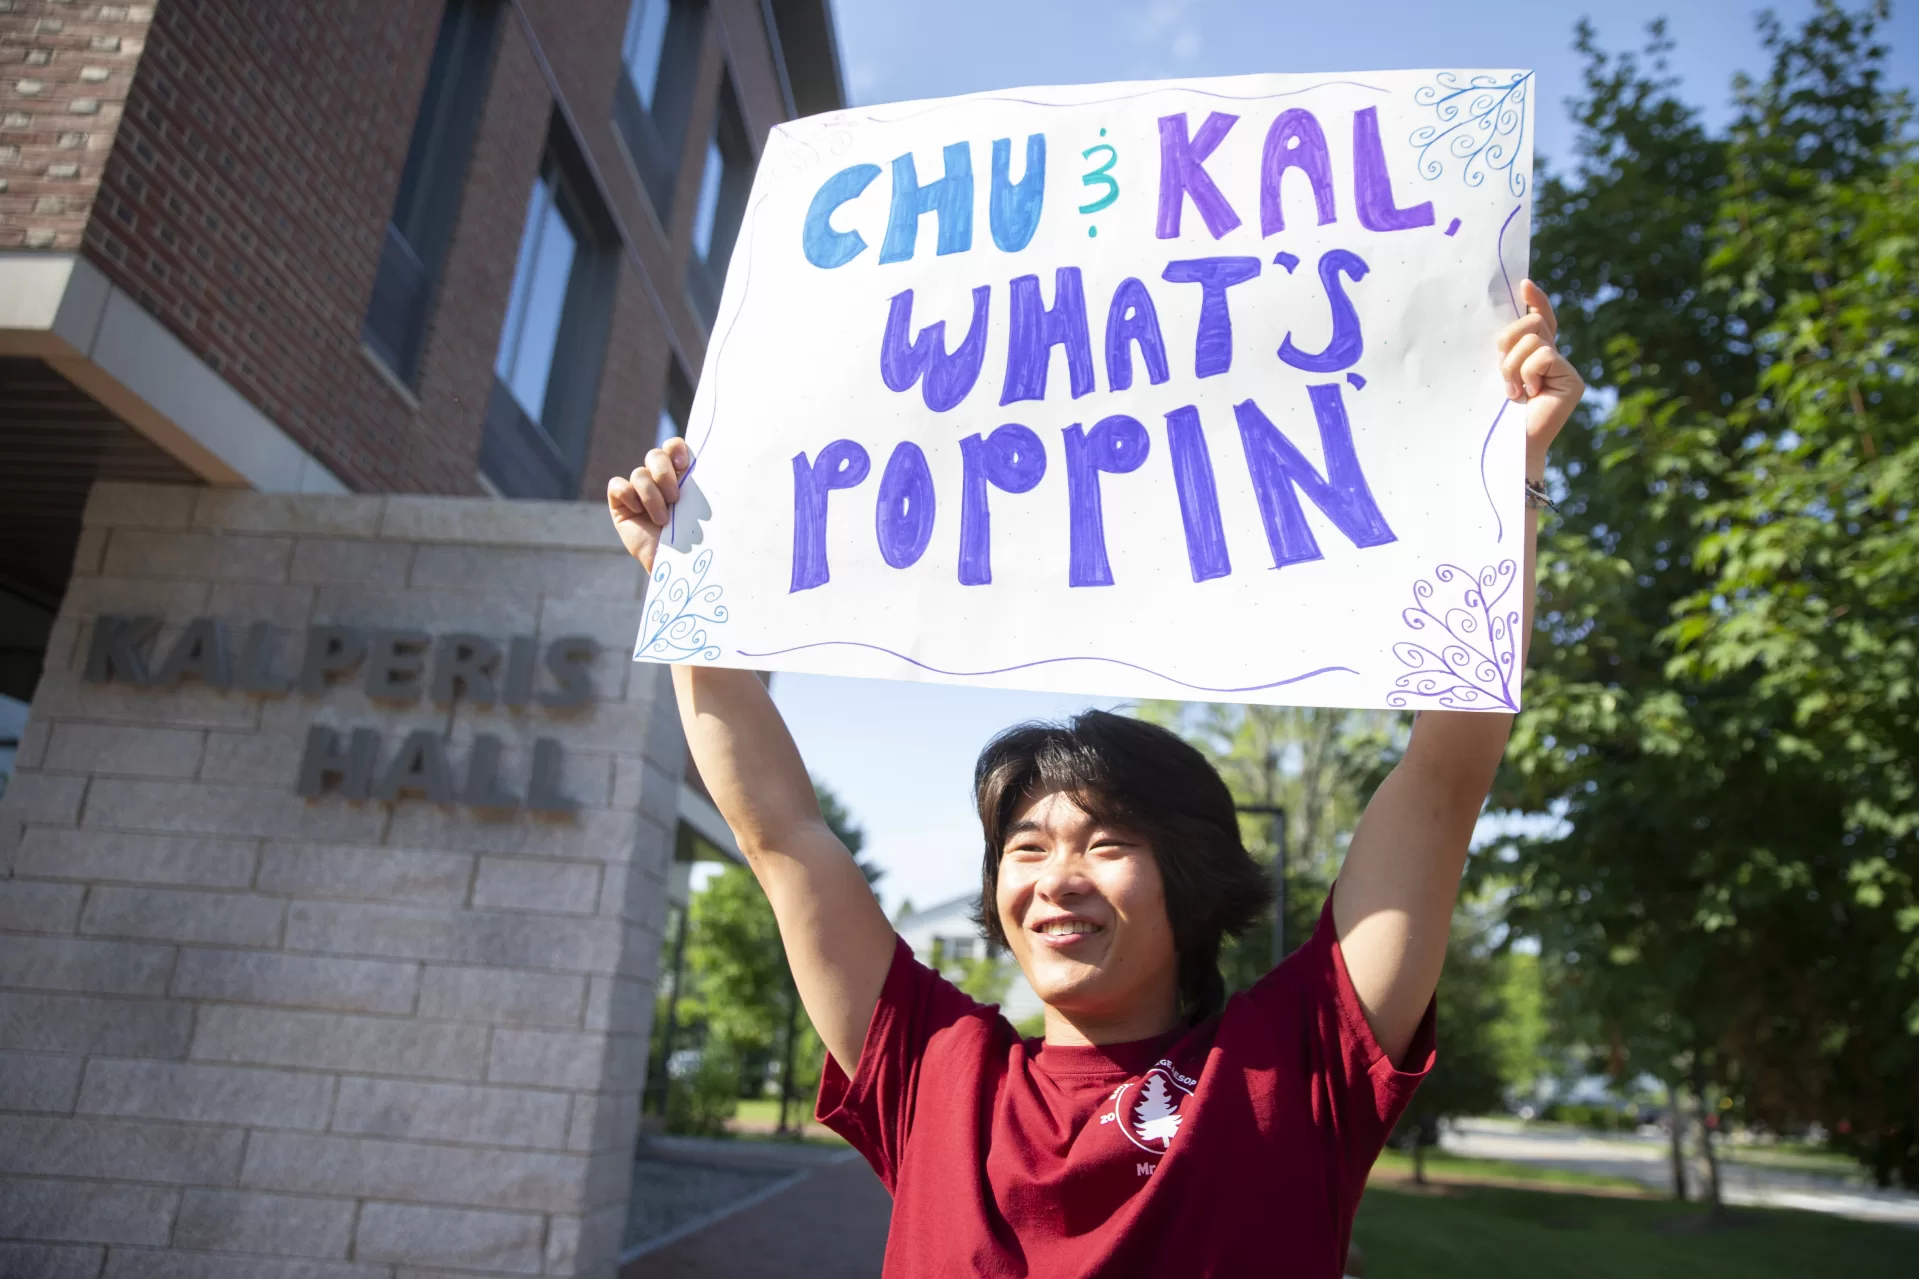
[480,120,619,500]
[684,79,753,328]
[495,171,578,424]
[613,0,705,219]
[364,0,501,386]
[623,0,672,108]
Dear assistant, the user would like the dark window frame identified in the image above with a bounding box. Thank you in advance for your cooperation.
[683,76,754,329]
[364,0,502,387]
[656,357,695,447]
[480,117,620,501]
[612,0,707,221]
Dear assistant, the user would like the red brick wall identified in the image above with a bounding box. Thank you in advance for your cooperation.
[8,0,794,499]
[0,0,153,251]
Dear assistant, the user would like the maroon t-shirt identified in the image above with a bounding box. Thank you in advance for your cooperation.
[816,897,1434,1278]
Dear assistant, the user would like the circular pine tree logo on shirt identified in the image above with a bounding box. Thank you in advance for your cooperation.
[1114,1063,1195,1154]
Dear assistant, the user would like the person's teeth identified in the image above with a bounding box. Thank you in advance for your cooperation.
[1039,920,1095,935]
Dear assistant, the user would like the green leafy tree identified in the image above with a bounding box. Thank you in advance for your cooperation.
[1138,703,1397,990]
[1499,0,1918,1188]
[670,779,877,1134]
[1392,916,1511,1183]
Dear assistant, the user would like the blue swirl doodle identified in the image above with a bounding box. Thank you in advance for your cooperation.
[636,550,729,662]
[1410,72,1533,196]
[1388,561,1521,711]
[733,641,1356,697]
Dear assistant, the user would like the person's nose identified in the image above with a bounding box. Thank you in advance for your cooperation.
[1033,849,1093,906]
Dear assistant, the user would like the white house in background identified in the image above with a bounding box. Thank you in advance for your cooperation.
[895,893,1045,1026]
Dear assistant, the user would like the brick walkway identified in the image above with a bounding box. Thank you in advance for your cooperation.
[621,1153,892,1278]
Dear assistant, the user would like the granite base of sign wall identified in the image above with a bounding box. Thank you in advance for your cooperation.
[0,483,688,1279]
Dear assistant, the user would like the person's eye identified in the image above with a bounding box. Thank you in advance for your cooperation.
[1005,843,1047,861]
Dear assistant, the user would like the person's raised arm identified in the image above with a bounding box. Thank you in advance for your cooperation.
[1332,280,1582,1064]
[609,441,896,1069]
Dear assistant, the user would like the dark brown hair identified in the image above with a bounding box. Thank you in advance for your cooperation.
[972,710,1268,1024]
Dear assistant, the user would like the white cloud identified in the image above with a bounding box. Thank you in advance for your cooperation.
[1131,0,1206,72]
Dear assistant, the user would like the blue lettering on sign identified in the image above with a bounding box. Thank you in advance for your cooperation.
[802,164,881,268]
[880,142,975,264]
[783,101,1445,593]
[990,135,1047,252]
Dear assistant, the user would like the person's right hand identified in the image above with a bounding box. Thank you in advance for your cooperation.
[607,437,691,574]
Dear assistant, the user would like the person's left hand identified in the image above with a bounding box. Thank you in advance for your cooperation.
[1497,279,1585,475]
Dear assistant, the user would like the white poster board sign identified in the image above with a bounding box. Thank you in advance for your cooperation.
[635,70,1536,711]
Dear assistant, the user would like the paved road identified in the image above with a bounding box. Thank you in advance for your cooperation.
[621,1147,891,1279]
[1444,1118,1919,1228]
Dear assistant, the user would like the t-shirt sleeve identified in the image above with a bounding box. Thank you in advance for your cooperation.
[814,934,986,1191]
[1247,890,1436,1204]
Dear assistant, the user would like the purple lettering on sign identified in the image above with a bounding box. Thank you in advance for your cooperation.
[1155,112,1242,240]
[1104,277,1170,392]
[790,439,871,592]
[1235,384,1397,568]
[875,441,936,569]
[1063,414,1151,587]
[1278,249,1370,374]
[1260,108,1337,236]
[1161,256,1262,378]
[880,286,991,412]
[1001,267,1095,405]
[959,424,1047,585]
[1353,106,1435,232]
[1166,405,1232,582]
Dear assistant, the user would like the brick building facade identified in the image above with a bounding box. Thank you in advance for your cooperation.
[0,1,846,1274]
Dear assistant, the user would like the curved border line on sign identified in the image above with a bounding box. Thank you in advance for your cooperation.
[1478,399,1511,544]
[669,186,776,545]
[733,641,1357,695]
[858,79,1392,124]
[1496,201,1524,317]
[1479,201,1528,542]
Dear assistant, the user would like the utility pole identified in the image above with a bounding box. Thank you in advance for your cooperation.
[776,972,801,1136]
[645,903,691,1118]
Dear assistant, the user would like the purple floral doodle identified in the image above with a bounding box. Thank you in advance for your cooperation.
[1388,560,1521,710]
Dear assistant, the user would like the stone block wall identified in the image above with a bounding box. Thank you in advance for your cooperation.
[0,483,686,1279]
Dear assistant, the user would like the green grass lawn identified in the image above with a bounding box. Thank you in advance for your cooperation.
[1372,1147,1647,1192]
[1721,1143,1867,1178]
[1352,1182,1915,1279]
[725,1097,848,1146]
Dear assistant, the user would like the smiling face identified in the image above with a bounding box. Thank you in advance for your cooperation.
[995,788,1182,1044]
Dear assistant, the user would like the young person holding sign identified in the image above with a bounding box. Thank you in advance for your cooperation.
[609,281,1579,1276]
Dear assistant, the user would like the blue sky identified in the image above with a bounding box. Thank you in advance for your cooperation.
[773,0,1916,917]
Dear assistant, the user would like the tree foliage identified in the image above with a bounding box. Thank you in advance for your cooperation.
[1137,702,1399,991]
[1392,916,1512,1182]
[1499,0,1918,1185]
[666,779,876,1128]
